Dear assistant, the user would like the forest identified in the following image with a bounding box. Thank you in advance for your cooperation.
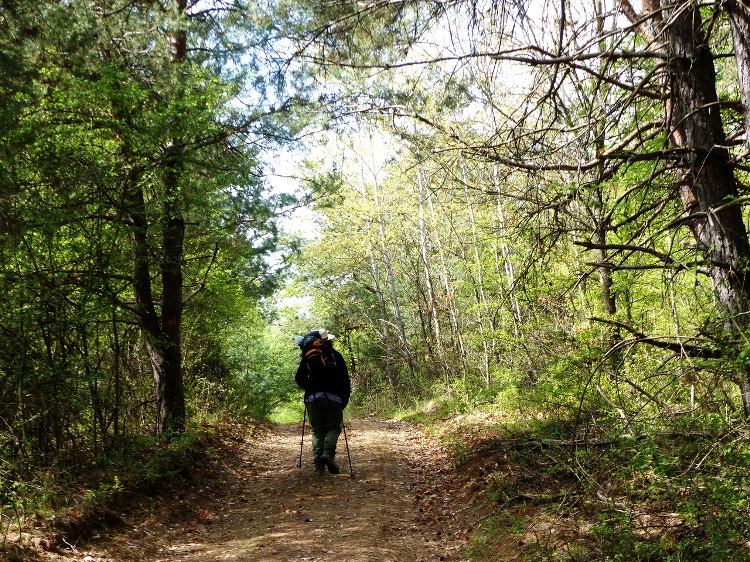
[3,0,750,560]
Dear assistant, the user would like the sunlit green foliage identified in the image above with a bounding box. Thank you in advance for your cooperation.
[0,0,291,486]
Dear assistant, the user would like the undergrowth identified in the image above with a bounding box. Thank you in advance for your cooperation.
[0,422,221,555]
[476,426,750,560]
[400,393,750,561]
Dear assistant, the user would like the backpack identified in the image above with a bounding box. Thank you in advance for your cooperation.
[301,334,340,389]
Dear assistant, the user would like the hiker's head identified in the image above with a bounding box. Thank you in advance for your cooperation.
[317,328,335,341]
[294,329,333,351]
[294,329,336,352]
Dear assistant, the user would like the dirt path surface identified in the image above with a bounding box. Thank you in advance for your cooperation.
[51,418,484,562]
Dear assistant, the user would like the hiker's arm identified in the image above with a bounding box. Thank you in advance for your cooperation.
[336,351,351,408]
[295,361,308,390]
[341,377,351,409]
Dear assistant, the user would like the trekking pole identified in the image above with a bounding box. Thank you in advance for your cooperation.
[342,421,354,478]
[298,405,307,469]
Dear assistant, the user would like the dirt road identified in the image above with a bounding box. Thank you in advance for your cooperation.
[53,418,481,562]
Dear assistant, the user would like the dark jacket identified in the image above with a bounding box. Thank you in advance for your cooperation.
[295,345,351,409]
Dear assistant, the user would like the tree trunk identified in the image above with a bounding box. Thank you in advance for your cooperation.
[494,164,522,334]
[150,0,188,434]
[126,173,185,434]
[665,2,750,414]
[727,0,750,150]
[462,161,493,386]
[369,245,398,388]
[158,146,186,434]
[373,176,416,381]
[426,181,468,378]
[726,0,750,415]
[417,170,443,358]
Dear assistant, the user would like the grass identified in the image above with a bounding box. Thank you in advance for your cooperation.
[270,401,305,424]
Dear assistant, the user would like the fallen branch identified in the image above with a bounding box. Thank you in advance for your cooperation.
[503,431,714,449]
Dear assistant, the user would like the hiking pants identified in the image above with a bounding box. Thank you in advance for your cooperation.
[306,398,343,461]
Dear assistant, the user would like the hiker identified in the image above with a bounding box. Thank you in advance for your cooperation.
[294,328,351,476]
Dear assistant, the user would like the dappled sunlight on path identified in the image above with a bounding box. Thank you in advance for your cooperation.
[64,418,476,562]
[171,419,444,562]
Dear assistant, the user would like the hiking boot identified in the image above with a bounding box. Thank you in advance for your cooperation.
[321,453,340,475]
[314,459,325,477]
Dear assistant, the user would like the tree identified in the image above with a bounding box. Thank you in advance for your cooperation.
[0,0,290,458]
[87,0,291,433]
[271,0,750,422]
